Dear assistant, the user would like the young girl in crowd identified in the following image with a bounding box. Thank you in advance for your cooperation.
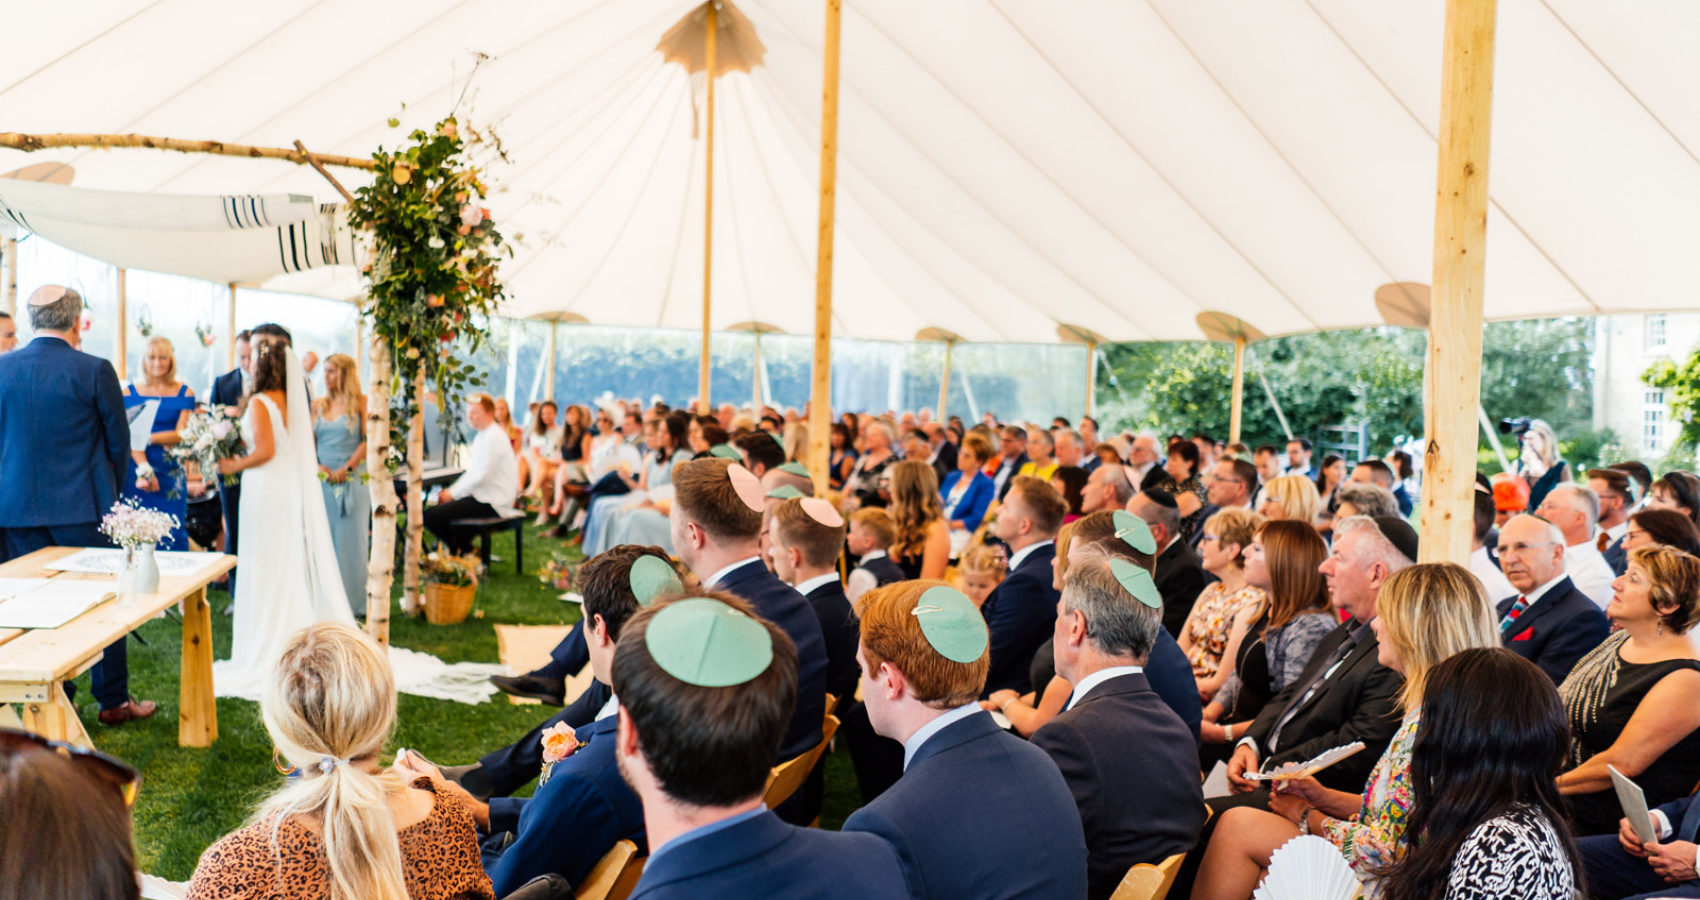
[957,543,1007,608]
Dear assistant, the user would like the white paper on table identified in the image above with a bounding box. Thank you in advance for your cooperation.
[1244,742,1366,783]
[1611,764,1656,844]
[0,580,115,628]
[44,548,224,577]
[127,400,161,452]
[0,578,56,600]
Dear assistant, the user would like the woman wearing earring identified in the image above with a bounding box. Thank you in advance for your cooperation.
[122,336,195,550]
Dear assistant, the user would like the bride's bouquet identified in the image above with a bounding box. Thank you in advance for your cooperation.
[168,406,244,487]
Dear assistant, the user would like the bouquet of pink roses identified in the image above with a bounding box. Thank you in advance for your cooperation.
[167,406,245,487]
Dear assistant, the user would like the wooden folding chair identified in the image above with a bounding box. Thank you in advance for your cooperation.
[574,839,645,900]
[1109,852,1185,900]
[763,714,841,810]
[824,692,840,717]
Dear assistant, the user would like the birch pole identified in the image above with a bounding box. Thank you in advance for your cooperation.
[365,335,398,645]
[3,237,16,315]
[403,369,426,615]
[1420,0,1498,564]
[807,0,843,498]
[1228,336,1246,445]
[115,268,128,377]
[697,2,719,417]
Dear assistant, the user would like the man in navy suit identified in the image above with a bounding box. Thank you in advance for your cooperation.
[843,581,1087,900]
[1590,467,1634,576]
[1579,791,1700,899]
[1496,514,1612,684]
[408,548,653,895]
[208,329,252,591]
[0,286,154,725]
[1284,438,1314,481]
[615,596,907,900]
[990,425,1029,501]
[980,475,1066,695]
[1129,490,1210,637]
[1034,556,1205,900]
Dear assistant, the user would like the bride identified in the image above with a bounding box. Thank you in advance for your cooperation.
[213,339,500,703]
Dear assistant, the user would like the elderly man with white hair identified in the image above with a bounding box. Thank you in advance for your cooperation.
[1536,483,1616,609]
[1080,464,1136,515]
[1127,432,1162,489]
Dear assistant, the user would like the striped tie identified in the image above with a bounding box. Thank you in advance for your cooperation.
[1499,596,1529,633]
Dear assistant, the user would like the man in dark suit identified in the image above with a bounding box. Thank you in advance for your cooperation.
[208,329,252,591]
[1285,438,1314,481]
[924,423,958,486]
[0,286,155,725]
[614,595,907,900]
[990,425,1029,501]
[1590,467,1634,576]
[1496,514,1612,683]
[844,582,1087,900]
[1579,790,1700,899]
[1129,490,1209,638]
[1033,557,1205,900]
[980,475,1067,695]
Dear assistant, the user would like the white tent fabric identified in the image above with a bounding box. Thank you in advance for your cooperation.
[0,180,356,284]
[4,0,1699,343]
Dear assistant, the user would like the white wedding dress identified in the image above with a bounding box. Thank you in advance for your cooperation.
[213,349,503,703]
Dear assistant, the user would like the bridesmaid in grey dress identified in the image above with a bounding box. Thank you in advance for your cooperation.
[313,354,370,616]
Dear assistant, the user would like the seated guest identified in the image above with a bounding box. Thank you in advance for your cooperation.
[1146,439,1207,533]
[1017,426,1059,482]
[1380,648,1581,900]
[1200,521,1335,756]
[1254,474,1320,525]
[985,519,1093,737]
[1648,472,1700,530]
[423,393,519,557]
[1579,789,1700,900]
[1591,467,1635,576]
[981,476,1067,695]
[844,581,1087,900]
[1182,508,1268,695]
[845,507,903,602]
[1623,507,1700,556]
[1052,465,1090,523]
[1034,552,1206,900]
[417,549,663,895]
[0,726,142,900]
[888,460,950,580]
[940,431,996,536]
[1494,514,1611,684]
[1351,458,1412,518]
[1196,562,1500,900]
[1333,482,1400,521]
[1536,483,1617,609]
[767,497,860,700]
[188,623,495,900]
[1128,489,1208,639]
[1080,463,1137,515]
[957,543,1006,608]
[613,595,908,899]
[584,414,691,556]
[1470,486,1516,602]
[1557,545,1700,836]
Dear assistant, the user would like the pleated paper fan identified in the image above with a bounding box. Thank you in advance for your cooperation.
[1253,835,1360,900]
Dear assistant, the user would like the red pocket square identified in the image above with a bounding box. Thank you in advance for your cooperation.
[1512,627,1534,642]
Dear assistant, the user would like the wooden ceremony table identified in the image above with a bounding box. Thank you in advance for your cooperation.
[0,546,236,750]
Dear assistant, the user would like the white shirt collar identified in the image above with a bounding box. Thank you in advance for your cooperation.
[706,556,764,589]
[902,703,985,771]
[596,693,620,722]
[1065,666,1144,711]
[1605,521,1629,542]
[1007,539,1054,572]
[860,549,888,562]
[795,573,841,596]
[1520,571,1570,608]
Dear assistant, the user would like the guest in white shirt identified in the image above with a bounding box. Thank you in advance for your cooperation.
[1536,484,1616,609]
[1470,488,1515,603]
[423,392,519,555]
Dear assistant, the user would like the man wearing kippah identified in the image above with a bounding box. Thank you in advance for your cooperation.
[614,595,907,899]
[1032,553,1205,900]
[843,581,1087,900]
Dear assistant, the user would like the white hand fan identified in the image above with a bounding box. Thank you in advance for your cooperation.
[1253,835,1360,900]
[1246,742,1366,782]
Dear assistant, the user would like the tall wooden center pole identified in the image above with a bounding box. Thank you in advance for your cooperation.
[807,0,843,498]
[1083,341,1097,418]
[937,342,953,420]
[1420,0,1498,564]
[546,320,557,401]
[697,2,718,416]
[1228,336,1246,444]
[753,329,764,415]
[115,268,128,377]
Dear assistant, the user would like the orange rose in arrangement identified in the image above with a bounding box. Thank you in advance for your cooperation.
[537,722,581,787]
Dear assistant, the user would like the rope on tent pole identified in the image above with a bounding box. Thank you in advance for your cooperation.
[1478,403,1515,474]
[1256,364,1294,441]
[0,132,376,170]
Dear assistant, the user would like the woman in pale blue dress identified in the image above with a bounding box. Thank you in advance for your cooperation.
[312,354,370,616]
[583,415,692,556]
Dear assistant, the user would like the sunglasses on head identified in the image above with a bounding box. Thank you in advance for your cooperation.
[0,728,142,808]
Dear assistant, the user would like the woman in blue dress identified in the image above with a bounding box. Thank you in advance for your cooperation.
[312,354,370,616]
[122,336,195,550]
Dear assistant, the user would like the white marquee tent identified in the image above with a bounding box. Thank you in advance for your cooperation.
[6,0,1700,347]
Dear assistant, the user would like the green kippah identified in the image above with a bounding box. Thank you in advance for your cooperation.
[1109,558,1163,609]
[1111,510,1158,555]
[912,586,989,663]
[770,432,786,451]
[628,555,682,606]
[766,485,806,500]
[778,461,811,479]
[709,444,741,460]
[645,598,774,687]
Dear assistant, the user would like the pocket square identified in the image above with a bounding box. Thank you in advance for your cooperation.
[1512,627,1534,642]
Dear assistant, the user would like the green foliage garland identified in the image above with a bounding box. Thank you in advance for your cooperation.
[346,116,511,470]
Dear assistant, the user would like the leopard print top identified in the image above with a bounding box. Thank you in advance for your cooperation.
[185,778,495,900]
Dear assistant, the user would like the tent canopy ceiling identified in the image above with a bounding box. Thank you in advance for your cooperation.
[5,0,1700,344]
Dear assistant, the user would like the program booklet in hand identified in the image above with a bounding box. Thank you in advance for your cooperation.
[1610,764,1656,844]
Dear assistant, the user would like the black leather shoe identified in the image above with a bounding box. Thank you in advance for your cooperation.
[489,674,566,706]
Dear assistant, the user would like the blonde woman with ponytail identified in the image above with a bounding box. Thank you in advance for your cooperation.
[187,623,494,900]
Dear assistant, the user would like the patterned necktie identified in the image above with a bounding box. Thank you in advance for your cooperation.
[1499,596,1529,632]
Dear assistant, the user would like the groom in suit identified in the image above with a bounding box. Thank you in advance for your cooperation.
[210,329,253,591]
[0,286,156,725]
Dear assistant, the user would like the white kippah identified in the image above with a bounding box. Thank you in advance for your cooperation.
[27,285,69,307]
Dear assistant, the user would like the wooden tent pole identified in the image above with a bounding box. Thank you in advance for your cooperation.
[226,283,237,371]
[2,237,15,315]
[115,268,128,377]
[1420,0,1498,564]
[937,341,953,421]
[807,0,843,498]
[1228,335,1246,444]
[697,1,718,417]
[546,320,557,401]
[752,329,764,416]
[1084,341,1097,418]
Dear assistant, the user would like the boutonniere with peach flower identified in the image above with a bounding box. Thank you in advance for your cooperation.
[536,722,585,787]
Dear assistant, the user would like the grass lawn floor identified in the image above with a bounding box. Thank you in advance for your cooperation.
[62,522,863,880]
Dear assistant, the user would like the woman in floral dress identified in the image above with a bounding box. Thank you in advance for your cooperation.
[1180,508,1267,690]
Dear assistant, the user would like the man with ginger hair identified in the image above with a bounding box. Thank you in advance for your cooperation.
[843,581,1086,900]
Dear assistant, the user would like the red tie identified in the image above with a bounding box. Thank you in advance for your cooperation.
[1500,596,1529,632]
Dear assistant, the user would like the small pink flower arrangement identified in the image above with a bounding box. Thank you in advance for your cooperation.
[537,722,583,787]
[100,498,179,549]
